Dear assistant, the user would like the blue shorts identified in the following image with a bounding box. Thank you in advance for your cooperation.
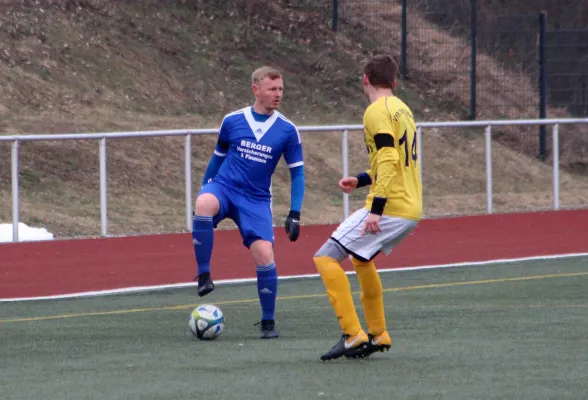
[199,181,274,248]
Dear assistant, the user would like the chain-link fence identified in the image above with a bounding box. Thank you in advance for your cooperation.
[325,0,588,161]
[546,29,588,117]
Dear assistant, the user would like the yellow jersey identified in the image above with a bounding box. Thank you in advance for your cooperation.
[362,96,422,220]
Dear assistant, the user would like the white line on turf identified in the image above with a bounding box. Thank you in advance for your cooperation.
[1,252,587,302]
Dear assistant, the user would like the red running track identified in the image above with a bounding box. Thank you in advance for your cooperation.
[1,210,587,299]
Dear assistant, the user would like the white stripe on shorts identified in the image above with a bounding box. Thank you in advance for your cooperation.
[330,208,418,260]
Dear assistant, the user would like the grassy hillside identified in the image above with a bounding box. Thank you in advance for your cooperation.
[0,0,587,238]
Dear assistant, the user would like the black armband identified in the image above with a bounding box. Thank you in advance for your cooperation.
[370,197,387,216]
[356,172,372,188]
[374,134,394,149]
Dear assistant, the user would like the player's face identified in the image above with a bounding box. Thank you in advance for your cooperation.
[254,77,283,113]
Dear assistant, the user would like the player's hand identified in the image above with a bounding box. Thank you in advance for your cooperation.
[361,213,382,236]
[285,210,300,242]
[338,177,358,193]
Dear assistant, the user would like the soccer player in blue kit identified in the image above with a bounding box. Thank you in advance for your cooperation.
[192,66,305,339]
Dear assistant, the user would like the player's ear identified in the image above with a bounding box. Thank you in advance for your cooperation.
[362,74,369,87]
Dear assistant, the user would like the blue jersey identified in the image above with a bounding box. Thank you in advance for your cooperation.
[212,107,304,199]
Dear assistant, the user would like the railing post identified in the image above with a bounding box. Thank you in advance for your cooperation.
[417,126,423,188]
[538,12,548,161]
[470,0,478,120]
[332,0,338,32]
[99,138,108,237]
[485,125,493,214]
[342,129,349,219]
[401,0,408,79]
[185,133,193,231]
[552,123,560,210]
[11,140,19,242]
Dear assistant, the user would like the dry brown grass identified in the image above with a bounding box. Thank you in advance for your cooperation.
[0,0,586,239]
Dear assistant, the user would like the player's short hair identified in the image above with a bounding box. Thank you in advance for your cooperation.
[363,54,398,89]
[252,66,282,85]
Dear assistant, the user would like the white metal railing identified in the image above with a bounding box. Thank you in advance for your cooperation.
[2,118,587,242]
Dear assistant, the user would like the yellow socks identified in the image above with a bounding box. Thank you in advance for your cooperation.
[351,257,386,336]
[314,255,387,337]
[313,256,361,336]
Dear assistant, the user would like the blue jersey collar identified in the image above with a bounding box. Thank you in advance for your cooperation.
[244,107,280,141]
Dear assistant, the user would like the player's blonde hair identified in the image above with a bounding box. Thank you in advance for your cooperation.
[251,66,282,84]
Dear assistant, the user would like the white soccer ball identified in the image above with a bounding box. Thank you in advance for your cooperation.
[188,304,225,340]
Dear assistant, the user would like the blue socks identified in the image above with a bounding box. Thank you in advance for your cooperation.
[256,263,278,321]
[192,215,214,275]
[193,217,277,321]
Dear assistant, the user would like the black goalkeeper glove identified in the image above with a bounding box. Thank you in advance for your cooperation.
[284,210,300,242]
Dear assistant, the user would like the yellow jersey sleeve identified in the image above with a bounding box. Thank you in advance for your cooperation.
[363,105,400,213]
[360,96,422,220]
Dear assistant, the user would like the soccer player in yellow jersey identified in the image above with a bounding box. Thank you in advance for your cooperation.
[313,54,422,361]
